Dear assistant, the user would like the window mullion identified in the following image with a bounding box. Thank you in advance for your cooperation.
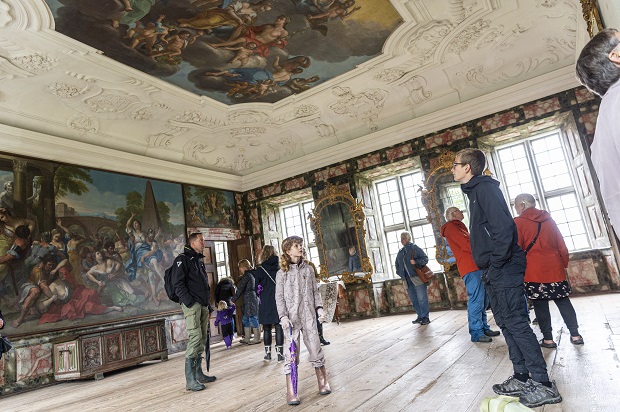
[524,140,547,210]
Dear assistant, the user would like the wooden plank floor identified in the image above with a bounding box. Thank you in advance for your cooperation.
[3,294,620,411]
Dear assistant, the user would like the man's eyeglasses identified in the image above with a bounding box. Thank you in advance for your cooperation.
[452,162,467,168]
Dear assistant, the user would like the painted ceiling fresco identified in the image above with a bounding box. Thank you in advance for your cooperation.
[45,0,402,105]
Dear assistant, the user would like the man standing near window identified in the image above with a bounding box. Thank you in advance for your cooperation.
[576,28,620,238]
[394,232,431,325]
[171,232,216,391]
[441,206,499,343]
[453,148,562,408]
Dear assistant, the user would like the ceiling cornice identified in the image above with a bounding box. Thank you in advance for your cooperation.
[240,65,581,191]
[0,123,243,191]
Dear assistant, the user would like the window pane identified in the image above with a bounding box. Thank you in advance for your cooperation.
[303,201,315,243]
[401,172,426,221]
[531,133,572,192]
[411,224,440,272]
[376,179,404,226]
[497,144,536,202]
[440,184,470,227]
[546,194,590,251]
[282,205,303,238]
[385,230,403,275]
[214,241,229,280]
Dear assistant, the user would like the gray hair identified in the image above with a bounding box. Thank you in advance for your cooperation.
[576,28,620,97]
[400,231,411,241]
[445,206,460,221]
[514,193,536,208]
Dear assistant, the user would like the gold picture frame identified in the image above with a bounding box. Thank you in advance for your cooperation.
[581,0,604,38]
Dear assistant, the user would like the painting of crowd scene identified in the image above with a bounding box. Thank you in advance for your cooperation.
[184,184,237,228]
[45,0,402,104]
[0,161,186,336]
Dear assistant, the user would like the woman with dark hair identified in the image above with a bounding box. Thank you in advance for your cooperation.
[231,259,260,344]
[254,245,284,361]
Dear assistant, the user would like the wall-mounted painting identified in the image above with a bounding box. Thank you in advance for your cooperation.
[184,184,237,228]
[0,156,186,337]
[44,0,402,104]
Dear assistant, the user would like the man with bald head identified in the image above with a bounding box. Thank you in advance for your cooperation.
[441,206,499,343]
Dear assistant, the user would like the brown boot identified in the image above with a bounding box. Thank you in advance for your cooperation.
[315,366,331,395]
[286,373,300,405]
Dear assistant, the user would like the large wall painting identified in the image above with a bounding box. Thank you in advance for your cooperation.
[184,184,237,228]
[45,0,402,104]
[1,159,186,337]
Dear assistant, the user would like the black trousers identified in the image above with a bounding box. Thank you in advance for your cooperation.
[263,324,284,346]
[532,297,579,340]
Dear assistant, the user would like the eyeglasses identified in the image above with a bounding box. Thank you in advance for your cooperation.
[452,162,467,169]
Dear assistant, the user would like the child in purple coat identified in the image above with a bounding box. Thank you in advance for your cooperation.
[215,300,236,349]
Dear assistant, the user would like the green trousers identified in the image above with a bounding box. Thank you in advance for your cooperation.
[182,303,210,359]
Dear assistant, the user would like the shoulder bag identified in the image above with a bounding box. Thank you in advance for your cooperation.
[411,249,435,283]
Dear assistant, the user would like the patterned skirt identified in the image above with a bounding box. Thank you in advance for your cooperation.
[525,279,572,300]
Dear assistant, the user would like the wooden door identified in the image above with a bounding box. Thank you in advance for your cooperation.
[202,240,221,342]
[228,237,254,335]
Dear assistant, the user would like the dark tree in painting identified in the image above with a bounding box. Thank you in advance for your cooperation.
[54,166,93,201]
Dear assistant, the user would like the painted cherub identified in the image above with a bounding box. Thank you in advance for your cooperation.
[125,15,168,55]
[150,30,203,58]
[223,42,258,67]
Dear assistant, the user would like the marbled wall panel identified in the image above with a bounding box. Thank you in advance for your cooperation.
[15,343,53,382]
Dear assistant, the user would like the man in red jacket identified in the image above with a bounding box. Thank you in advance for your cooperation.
[514,193,583,348]
[441,207,500,343]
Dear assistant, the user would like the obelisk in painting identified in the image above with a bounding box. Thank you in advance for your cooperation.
[141,180,161,233]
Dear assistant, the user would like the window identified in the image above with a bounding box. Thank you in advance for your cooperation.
[374,170,441,278]
[280,200,320,267]
[495,130,590,251]
[214,241,229,281]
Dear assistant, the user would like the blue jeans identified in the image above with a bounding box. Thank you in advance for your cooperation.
[405,277,430,319]
[463,270,490,341]
[242,315,259,328]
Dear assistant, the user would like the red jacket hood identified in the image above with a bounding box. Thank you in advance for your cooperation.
[516,207,551,223]
[440,219,467,237]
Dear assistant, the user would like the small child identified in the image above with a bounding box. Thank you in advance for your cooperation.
[214,300,236,349]
[275,236,331,406]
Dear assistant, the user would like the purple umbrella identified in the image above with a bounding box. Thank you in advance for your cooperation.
[289,325,298,396]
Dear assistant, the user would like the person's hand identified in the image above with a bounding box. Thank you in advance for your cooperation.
[280,316,290,331]
[0,318,4,328]
[317,308,326,323]
[409,259,416,265]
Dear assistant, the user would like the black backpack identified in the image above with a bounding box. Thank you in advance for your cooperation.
[164,255,185,303]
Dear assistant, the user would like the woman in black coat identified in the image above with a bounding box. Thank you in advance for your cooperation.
[254,245,284,362]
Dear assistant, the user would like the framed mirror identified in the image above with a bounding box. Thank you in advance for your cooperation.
[420,151,460,272]
[309,184,373,283]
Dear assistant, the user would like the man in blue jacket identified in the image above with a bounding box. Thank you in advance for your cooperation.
[395,231,431,325]
[454,148,561,408]
[171,232,216,391]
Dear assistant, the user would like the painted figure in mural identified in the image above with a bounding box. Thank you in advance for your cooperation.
[306,0,360,22]
[150,30,204,59]
[12,254,61,327]
[0,225,31,299]
[125,15,169,54]
[23,232,63,281]
[210,15,290,58]
[223,41,258,66]
[0,181,13,213]
[87,250,145,307]
[0,208,36,239]
[57,219,87,286]
[284,75,320,93]
[178,0,273,33]
[125,212,163,306]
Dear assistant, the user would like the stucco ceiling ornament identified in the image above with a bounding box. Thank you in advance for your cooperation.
[0,1,10,27]
[373,68,406,84]
[67,114,99,135]
[404,75,432,108]
[184,130,297,172]
[329,86,388,132]
[12,52,58,72]
[147,110,225,148]
[301,118,336,138]
[446,19,492,56]
[402,20,453,69]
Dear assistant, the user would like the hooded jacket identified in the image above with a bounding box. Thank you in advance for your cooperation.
[461,175,525,271]
[170,245,211,308]
[514,207,569,283]
[254,254,281,324]
[440,220,479,277]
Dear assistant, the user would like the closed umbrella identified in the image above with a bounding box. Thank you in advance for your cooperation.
[289,325,298,396]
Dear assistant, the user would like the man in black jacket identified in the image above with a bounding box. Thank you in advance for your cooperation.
[454,148,561,408]
[171,232,216,391]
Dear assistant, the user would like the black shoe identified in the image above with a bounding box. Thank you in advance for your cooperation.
[319,335,330,345]
[539,339,557,349]
[412,318,422,324]
[484,329,500,337]
[420,318,431,325]
[475,335,492,343]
